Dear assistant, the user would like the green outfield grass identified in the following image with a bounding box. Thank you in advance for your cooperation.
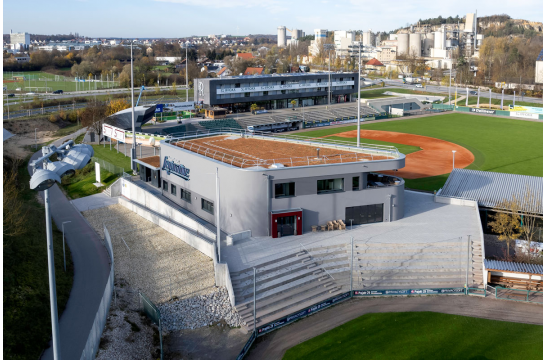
[283,312,543,360]
[298,113,543,191]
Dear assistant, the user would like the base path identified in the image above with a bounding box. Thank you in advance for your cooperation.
[247,295,542,360]
[331,130,474,179]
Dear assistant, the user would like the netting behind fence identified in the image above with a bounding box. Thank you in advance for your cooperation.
[92,157,126,175]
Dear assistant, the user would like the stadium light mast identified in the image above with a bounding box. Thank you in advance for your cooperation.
[130,43,137,172]
[349,40,363,147]
[185,44,189,102]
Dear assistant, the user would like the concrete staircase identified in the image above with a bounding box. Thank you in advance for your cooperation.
[232,244,350,330]
[353,240,467,290]
[470,237,484,287]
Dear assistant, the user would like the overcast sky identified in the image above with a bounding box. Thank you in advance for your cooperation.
[3,0,544,38]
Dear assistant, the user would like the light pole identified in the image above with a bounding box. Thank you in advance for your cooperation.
[349,41,363,147]
[452,150,456,170]
[62,221,71,272]
[323,44,334,107]
[130,43,137,172]
[185,45,189,102]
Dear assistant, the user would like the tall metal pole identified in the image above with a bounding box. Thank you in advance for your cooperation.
[466,87,469,106]
[513,91,516,107]
[477,88,480,108]
[130,43,137,172]
[216,167,221,263]
[452,150,456,170]
[489,88,491,109]
[185,45,189,102]
[501,89,504,109]
[357,43,361,147]
[35,128,37,149]
[253,267,257,334]
[350,237,354,295]
[45,189,61,360]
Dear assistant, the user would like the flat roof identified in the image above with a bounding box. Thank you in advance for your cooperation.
[167,132,400,169]
[135,155,161,170]
[200,71,357,81]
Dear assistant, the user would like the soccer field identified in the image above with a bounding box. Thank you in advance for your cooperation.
[3,71,120,92]
[283,312,543,360]
[297,113,543,191]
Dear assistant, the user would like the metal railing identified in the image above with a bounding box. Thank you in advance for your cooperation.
[494,286,543,304]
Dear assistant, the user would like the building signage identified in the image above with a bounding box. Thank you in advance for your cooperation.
[102,124,125,142]
[510,112,539,119]
[256,291,350,336]
[353,288,464,296]
[154,104,164,113]
[164,101,195,112]
[470,108,496,115]
[162,156,190,180]
[216,81,354,94]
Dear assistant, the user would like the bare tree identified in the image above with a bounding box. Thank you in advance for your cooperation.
[81,100,107,143]
[514,186,543,262]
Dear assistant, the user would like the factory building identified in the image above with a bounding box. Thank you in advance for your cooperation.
[309,29,328,56]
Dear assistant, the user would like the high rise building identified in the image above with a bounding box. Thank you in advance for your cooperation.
[10,30,30,49]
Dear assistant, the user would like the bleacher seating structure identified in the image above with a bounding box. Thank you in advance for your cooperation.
[198,119,243,130]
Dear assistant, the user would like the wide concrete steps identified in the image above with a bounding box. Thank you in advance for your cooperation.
[230,251,309,278]
[232,262,318,291]
[359,271,464,281]
[355,246,463,255]
[354,241,466,249]
[356,259,468,268]
[356,253,465,261]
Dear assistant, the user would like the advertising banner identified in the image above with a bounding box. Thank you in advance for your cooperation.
[510,112,539,119]
[353,288,464,296]
[330,119,358,125]
[509,106,543,115]
[164,101,195,112]
[102,124,126,142]
[256,292,351,336]
[155,104,164,113]
[470,108,496,115]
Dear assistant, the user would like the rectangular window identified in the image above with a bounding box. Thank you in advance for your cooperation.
[263,91,268,95]
[171,184,177,196]
[281,90,286,94]
[317,79,322,83]
[245,92,250,97]
[162,180,168,191]
[202,198,214,214]
[275,182,295,198]
[181,189,191,203]
[317,178,344,194]
[235,83,240,88]
[352,176,360,190]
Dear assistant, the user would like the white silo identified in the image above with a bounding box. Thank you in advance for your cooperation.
[434,30,445,50]
[277,26,287,47]
[397,33,409,55]
[409,33,421,57]
[423,33,434,56]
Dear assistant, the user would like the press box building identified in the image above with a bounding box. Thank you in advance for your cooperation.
[138,131,406,238]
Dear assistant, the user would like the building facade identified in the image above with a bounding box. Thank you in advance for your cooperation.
[156,134,405,237]
[10,31,30,49]
[194,72,359,111]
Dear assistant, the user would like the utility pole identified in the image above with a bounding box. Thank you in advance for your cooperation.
[130,43,137,172]
[186,45,189,102]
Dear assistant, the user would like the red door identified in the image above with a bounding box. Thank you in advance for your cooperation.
[271,210,303,238]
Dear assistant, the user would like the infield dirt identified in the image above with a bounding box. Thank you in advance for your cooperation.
[328,130,474,179]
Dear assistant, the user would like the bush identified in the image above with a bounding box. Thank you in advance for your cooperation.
[49,113,58,123]
[68,111,78,123]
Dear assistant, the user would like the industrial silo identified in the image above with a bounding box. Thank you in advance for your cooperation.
[409,33,422,57]
[423,33,434,56]
[277,26,286,47]
[434,30,445,50]
[397,33,409,55]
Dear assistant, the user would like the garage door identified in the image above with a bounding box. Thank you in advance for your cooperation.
[345,204,383,225]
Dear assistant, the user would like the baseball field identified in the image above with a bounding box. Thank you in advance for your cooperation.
[282,311,543,360]
[297,112,543,191]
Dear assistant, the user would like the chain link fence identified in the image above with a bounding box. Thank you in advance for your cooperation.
[91,157,126,176]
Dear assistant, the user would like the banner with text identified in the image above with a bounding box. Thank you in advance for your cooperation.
[353,288,465,296]
[102,124,126,142]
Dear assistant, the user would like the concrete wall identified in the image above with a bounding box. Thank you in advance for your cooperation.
[121,179,216,240]
[159,136,405,236]
[215,262,236,306]
[118,196,216,258]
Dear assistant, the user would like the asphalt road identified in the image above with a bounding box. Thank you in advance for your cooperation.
[29,130,111,360]
[247,295,543,360]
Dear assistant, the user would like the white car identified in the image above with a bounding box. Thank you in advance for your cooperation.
[26,92,36,95]
[415,84,423,88]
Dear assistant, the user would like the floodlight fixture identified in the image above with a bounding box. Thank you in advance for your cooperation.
[29,169,61,191]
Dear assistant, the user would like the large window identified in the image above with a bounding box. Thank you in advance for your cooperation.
[275,182,295,198]
[202,199,214,214]
[317,178,344,194]
[171,184,177,196]
[345,204,383,225]
[181,189,191,203]
[352,176,360,191]
[162,180,168,191]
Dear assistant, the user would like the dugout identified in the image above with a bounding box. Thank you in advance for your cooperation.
[484,259,543,290]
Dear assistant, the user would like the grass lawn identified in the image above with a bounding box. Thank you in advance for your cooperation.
[61,162,119,199]
[456,95,543,108]
[297,113,543,191]
[53,123,82,138]
[283,312,543,360]
[92,144,133,172]
[4,159,74,359]
[325,136,421,155]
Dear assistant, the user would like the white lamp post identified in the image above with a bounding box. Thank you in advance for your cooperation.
[452,150,456,170]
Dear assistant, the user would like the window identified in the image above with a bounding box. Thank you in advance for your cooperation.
[275,182,295,198]
[340,77,343,81]
[181,189,191,203]
[352,176,360,190]
[281,90,286,94]
[245,92,250,97]
[202,199,214,214]
[171,184,177,196]
[263,91,268,95]
[317,79,322,83]
[235,83,240,88]
[163,180,168,191]
[317,178,344,194]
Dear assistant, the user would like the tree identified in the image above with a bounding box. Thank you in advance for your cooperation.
[171,81,177,95]
[250,103,259,113]
[106,99,130,116]
[3,158,27,242]
[80,101,107,143]
[488,199,521,259]
[513,186,543,263]
[440,76,449,86]
[290,100,297,109]
[154,82,160,95]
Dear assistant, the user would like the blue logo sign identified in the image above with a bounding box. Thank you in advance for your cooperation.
[155,104,164,113]
[162,156,190,180]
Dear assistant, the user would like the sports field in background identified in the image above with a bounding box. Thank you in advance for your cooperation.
[3,71,120,92]
[298,112,543,191]
[283,312,543,360]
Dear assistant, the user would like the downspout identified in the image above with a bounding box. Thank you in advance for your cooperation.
[263,173,270,236]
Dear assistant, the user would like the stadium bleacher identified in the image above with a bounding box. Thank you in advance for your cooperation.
[199,118,243,130]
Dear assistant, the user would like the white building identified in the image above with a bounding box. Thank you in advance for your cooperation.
[155,56,182,64]
[309,29,328,56]
[10,31,30,49]
[535,49,543,84]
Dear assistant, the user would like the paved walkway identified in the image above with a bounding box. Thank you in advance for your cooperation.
[247,295,543,359]
[30,131,111,360]
[71,193,119,212]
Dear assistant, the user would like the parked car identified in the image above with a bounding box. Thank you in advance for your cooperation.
[26,92,36,95]
[7,93,15,97]
[469,91,478,95]
[415,83,423,88]
[53,89,63,94]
